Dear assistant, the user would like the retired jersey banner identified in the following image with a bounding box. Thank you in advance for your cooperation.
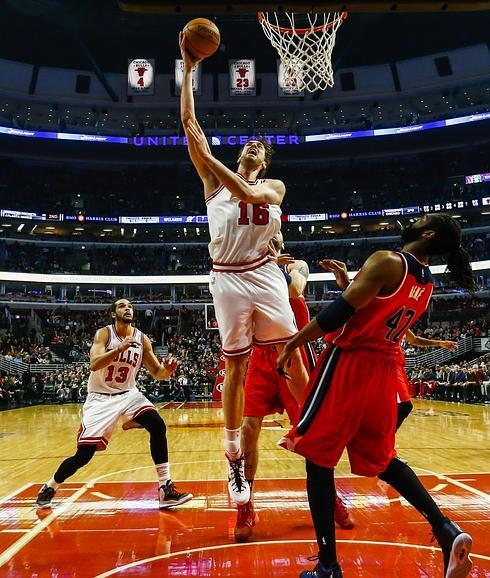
[174,60,201,96]
[229,59,256,96]
[277,61,304,97]
[128,59,155,95]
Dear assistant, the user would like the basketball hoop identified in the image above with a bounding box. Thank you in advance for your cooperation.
[258,12,347,93]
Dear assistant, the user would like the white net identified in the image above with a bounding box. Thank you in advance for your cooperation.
[259,12,346,93]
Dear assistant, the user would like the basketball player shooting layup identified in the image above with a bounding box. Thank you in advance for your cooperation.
[36,299,192,510]
[179,33,308,506]
[277,214,475,578]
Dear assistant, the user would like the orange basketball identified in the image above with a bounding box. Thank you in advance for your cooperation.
[183,18,220,60]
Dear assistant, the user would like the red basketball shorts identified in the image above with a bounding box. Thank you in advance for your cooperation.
[244,345,300,425]
[279,345,399,477]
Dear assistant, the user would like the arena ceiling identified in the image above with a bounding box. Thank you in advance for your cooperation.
[1,0,489,76]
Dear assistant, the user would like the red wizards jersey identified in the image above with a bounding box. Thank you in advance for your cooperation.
[325,252,433,354]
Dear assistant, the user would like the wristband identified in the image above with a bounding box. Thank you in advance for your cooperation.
[282,269,292,286]
[315,296,356,334]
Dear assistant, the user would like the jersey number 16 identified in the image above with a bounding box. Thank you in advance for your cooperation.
[237,201,270,226]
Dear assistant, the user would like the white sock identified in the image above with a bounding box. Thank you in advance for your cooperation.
[46,478,59,491]
[224,427,241,457]
[156,463,170,487]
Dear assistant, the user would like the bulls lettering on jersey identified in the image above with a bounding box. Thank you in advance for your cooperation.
[88,326,143,393]
[206,174,282,271]
[326,252,434,353]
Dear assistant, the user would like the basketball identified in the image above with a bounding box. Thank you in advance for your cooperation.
[183,18,220,60]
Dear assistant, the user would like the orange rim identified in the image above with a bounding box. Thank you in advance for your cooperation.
[258,11,347,35]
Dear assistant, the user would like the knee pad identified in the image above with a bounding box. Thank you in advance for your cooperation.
[135,410,166,436]
[74,445,97,467]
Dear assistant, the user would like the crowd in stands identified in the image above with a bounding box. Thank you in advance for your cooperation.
[0,143,489,217]
[1,297,488,409]
[408,358,489,404]
[0,328,221,408]
[1,231,488,277]
[1,303,487,361]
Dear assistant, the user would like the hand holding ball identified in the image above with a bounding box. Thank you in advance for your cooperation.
[183,18,220,60]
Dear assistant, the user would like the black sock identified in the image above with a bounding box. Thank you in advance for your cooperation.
[305,459,337,567]
[378,457,445,529]
[54,445,97,483]
[247,479,254,492]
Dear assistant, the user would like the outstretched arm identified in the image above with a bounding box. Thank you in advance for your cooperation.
[142,335,179,381]
[277,251,404,373]
[406,330,458,350]
[179,33,219,195]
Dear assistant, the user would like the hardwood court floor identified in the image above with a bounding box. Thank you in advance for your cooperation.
[0,400,489,577]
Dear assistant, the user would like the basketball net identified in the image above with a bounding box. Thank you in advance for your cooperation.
[258,12,347,93]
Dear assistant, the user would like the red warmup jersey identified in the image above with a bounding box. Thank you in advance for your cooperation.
[325,252,434,353]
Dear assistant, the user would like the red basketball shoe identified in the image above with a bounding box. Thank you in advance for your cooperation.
[334,494,354,530]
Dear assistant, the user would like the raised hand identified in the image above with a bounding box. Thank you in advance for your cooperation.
[179,31,202,69]
[117,336,140,353]
[439,340,458,350]
[277,346,293,381]
[162,355,179,379]
[268,239,295,267]
[320,259,350,290]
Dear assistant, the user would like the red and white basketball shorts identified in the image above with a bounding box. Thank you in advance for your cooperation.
[244,345,300,425]
[78,388,156,451]
[396,361,411,403]
[210,261,297,357]
[279,345,399,477]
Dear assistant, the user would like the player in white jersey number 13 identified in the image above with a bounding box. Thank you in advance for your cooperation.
[36,299,192,511]
[179,33,308,507]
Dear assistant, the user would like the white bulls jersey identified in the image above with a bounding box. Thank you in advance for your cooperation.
[87,325,143,394]
[206,175,282,271]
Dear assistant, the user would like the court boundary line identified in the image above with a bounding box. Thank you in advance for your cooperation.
[2,470,488,569]
[93,539,490,577]
[413,467,490,501]
[0,483,33,505]
[28,471,490,484]
[0,484,90,568]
